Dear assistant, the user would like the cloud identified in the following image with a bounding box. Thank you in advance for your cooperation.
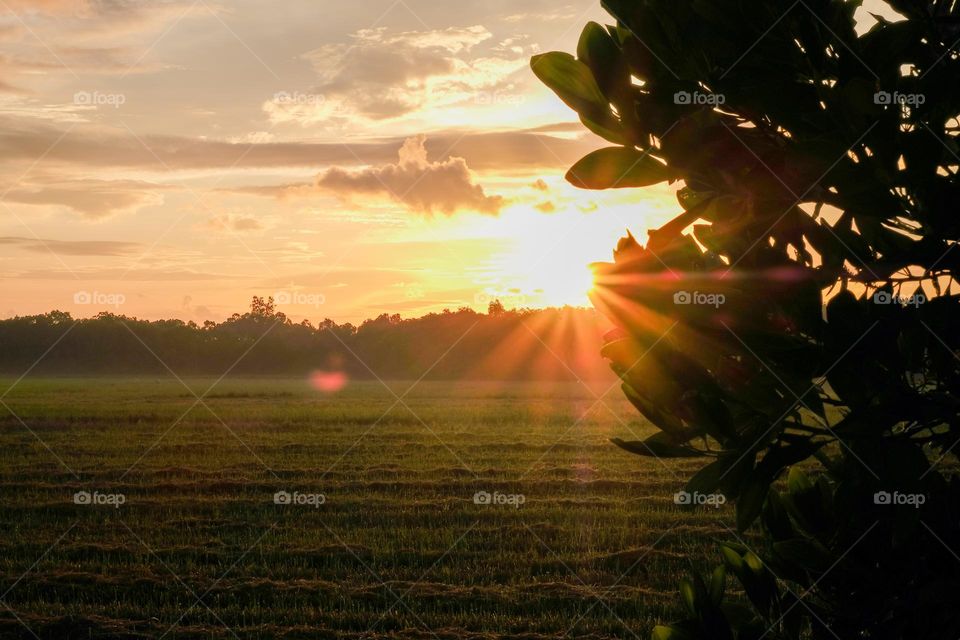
[0,116,602,172]
[0,95,99,123]
[314,135,505,216]
[11,267,234,281]
[0,236,140,256]
[502,9,580,23]
[2,178,165,218]
[265,25,534,124]
[206,214,264,232]
[531,179,549,191]
[534,201,556,213]
[1,0,82,14]
[0,1,201,91]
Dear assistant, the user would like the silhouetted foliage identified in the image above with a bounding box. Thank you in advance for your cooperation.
[0,299,613,381]
[536,0,960,638]
[488,299,507,317]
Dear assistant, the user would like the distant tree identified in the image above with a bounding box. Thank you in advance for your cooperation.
[249,296,272,316]
[46,310,73,325]
[0,304,611,381]
[535,1,960,638]
[488,299,507,317]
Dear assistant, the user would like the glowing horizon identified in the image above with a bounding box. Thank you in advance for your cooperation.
[0,0,896,324]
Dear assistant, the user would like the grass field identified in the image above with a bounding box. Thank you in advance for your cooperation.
[0,377,740,639]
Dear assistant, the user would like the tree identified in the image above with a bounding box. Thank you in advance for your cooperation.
[534,1,960,638]
[249,295,281,319]
[488,299,507,317]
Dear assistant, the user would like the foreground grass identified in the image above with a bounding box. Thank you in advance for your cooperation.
[0,378,738,639]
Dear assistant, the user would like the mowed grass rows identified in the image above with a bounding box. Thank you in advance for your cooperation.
[0,378,738,639]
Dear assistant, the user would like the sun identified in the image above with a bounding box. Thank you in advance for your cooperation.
[483,207,613,308]
[432,192,680,312]
[497,239,597,307]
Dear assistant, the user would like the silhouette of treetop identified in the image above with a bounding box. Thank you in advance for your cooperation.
[534,1,960,638]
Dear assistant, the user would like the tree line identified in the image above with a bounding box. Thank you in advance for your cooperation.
[0,297,614,381]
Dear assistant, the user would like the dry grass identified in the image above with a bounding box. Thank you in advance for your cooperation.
[0,378,738,639]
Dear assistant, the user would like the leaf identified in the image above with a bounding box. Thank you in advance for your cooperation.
[530,52,605,106]
[741,552,777,615]
[755,440,825,487]
[579,113,630,145]
[787,467,813,494]
[720,544,744,572]
[686,455,742,497]
[709,565,726,606]
[577,22,624,95]
[762,489,795,542]
[773,538,833,574]
[677,186,715,212]
[679,577,697,615]
[530,52,618,135]
[736,476,769,532]
[611,434,705,458]
[651,625,693,640]
[600,337,644,366]
[619,383,697,440]
[567,147,673,189]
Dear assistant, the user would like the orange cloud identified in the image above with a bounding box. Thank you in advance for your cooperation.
[534,201,556,213]
[2,178,164,218]
[0,118,598,172]
[315,135,505,216]
[206,214,264,232]
[266,25,533,124]
[0,236,139,256]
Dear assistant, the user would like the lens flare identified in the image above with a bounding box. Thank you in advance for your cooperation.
[310,370,348,393]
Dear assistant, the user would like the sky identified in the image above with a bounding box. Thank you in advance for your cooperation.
[0,0,897,324]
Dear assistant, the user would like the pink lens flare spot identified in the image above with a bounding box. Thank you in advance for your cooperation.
[310,370,348,393]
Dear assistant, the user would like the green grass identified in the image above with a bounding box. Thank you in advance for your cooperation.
[0,378,738,639]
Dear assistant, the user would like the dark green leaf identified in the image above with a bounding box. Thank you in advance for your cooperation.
[736,477,769,532]
[566,147,673,189]
[611,434,705,458]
